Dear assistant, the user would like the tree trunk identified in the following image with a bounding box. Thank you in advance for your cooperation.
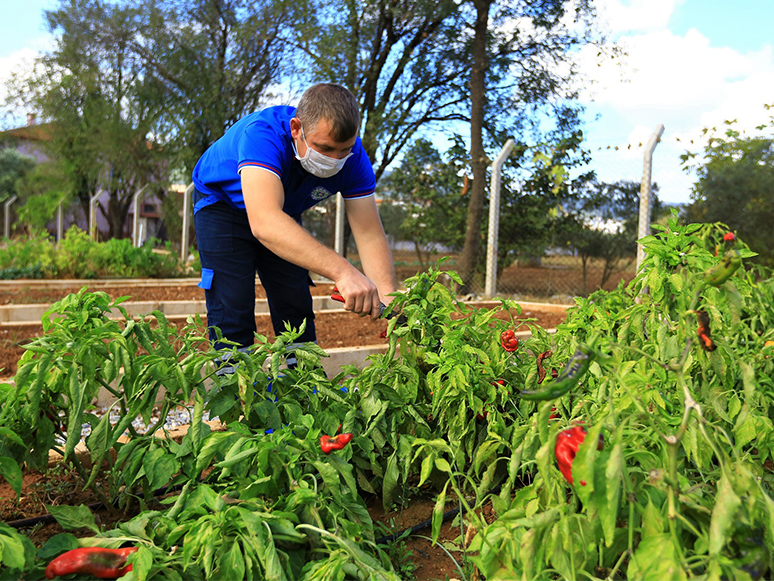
[457,0,491,295]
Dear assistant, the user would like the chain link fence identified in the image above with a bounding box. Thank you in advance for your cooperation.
[305,129,672,302]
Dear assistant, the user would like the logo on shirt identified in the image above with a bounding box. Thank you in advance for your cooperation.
[310,187,335,202]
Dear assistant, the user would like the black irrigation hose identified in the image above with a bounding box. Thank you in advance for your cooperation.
[4,481,187,530]
[375,505,460,545]
[374,483,508,546]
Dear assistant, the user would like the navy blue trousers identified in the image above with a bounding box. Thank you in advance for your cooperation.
[193,190,316,350]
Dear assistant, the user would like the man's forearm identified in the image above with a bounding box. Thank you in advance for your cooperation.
[251,211,353,282]
[358,234,397,303]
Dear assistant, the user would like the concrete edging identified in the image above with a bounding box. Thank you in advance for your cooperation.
[0,297,570,326]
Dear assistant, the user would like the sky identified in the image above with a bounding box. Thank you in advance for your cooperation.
[1,0,772,205]
[574,0,774,204]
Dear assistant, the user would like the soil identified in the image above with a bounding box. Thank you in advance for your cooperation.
[0,282,568,379]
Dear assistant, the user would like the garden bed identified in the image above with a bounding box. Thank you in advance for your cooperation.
[0,280,568,579]
[0,279,568,378]
[6,222,768,581]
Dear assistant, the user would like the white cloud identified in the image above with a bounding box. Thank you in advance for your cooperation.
[596,0,682,34]
[0,38,53,126]
[572,0,774,204]
[580,28,774,127]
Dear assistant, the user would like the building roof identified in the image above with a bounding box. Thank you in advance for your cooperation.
[0,122,54,142]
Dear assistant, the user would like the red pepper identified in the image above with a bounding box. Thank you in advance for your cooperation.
[500,330,519,352]
[320,433,353,454]
[554,426,604,485]
[536,350,553,384]
[45,547,137,579]
[696,310,717,352]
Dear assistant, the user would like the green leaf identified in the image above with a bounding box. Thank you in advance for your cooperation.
[628,533,687,580]
[0,427,25,448]
[434,457,452,474]
[147,452,179,491]
[735,413,757,448]
[64,364,84,459]
[36,533,79,561]
[0,457,22,499]
[45,504,100,534]
[0,525,28,571]
[572,423,604,505]
[600,427,624,547]
[431,481,449,544]
[709,471,741,556]
[418,454,435,488]
[83,412,113,488]
[311,460,343,504]
[130,545,154,581]
[641,497,664,540]
[382,451,400,509]
[218,540,246,581]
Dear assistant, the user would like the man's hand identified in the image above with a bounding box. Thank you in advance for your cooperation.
[332,272,383,320]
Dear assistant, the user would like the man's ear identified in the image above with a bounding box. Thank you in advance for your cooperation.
[290,117,302,139]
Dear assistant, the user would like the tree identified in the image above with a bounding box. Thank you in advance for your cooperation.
[295,0,467,182]
[0,148,36,204]
[456,0,606,292]
[377,138,467,268]
[682,112,774,266]
[0,148,37,237]
[126,0,302,171]
[15,160,70,232]
[495,131,590,272]
[565,179,665,294]
[9,0,170,239]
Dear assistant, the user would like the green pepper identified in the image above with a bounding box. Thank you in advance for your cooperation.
[703,232,742,287]
[521,345,595,401]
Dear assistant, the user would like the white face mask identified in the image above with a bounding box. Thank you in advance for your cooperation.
[293,126,353,178]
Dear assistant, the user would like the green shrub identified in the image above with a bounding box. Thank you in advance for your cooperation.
[0,226,189,279]
[0,230,56,277]
[0,264,46,280]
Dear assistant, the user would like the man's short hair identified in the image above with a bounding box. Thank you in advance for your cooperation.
[296,83,360,142]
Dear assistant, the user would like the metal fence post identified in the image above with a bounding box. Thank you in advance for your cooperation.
[89,191,102,241]
[132,185,148,248]
[181,183,193,262]
[637,124,665,272]
[485,140,515,298]
[334,192,345,255]
[56,202,64,246]
[4,196,18,239]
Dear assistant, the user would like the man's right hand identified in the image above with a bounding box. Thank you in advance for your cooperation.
[332,271,383,320]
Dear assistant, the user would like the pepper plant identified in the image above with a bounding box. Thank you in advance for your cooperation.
[459,213,774,579]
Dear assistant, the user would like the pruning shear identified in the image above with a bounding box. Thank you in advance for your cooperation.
[331,286,406,324]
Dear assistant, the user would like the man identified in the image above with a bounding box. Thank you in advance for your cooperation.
[192,83,396,360]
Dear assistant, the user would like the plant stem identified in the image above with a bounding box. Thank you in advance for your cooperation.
[67,453,118,515]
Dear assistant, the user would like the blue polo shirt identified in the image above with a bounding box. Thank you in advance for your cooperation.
[192,106,375,216]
